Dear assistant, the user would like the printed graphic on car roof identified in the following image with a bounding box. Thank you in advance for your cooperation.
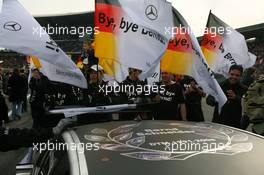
[83,122,253,161]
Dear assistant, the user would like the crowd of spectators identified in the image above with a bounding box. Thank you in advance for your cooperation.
[0,51,27,69]
[0,36,263,143]
[56,40,82,53]
[248,42,264,58]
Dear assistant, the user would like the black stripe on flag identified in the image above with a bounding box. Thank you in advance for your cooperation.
[96,0,121,7]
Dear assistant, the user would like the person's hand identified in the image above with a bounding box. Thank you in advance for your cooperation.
[52,118,77,135]
[227,90,236,100]
[153,95,161,102]
[206,94,217,106]
[190,81,196,88]
[190,81,198,91]
[1,92,5,97]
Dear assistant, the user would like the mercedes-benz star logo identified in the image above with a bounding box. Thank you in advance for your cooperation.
[145,5,158,21]
[3,21,22,31]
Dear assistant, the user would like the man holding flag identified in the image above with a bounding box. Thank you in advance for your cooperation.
[95,0,226,115]
[201,12,254,128]
[94,0,173,82]
[160,8,227,113]
[207,65,247,128]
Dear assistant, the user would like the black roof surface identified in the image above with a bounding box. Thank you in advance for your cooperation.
[72,120,264,175]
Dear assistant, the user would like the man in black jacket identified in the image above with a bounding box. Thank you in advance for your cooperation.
[29,69,50,128]
[7,68,26,120]
[120,68,148,103]
[86,64,112,106]
[119,68,151,120]
[207,65,247,128]
[152,72,187,121]
[0,62,9,124]
[0,118,75,152]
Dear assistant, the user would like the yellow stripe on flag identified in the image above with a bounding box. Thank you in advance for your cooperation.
[201,47,217,69]
[161,50,193,75]
[95,32,117,60]
[30,56,42,68]
[99,58,119,77]
[76,61,84,69]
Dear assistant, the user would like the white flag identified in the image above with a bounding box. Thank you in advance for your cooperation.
[201,12,256,78]
[0,0,87,88]
[248,52,257,66]
[156,8,227,111]
[147,63,160,85]
[0,0,3,13]
[95,0,173,82]
[118,0,173,40]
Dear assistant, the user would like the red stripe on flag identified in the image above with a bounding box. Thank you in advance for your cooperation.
[201,32,223,52]
[167,32,193,53]
[95,3,122,33]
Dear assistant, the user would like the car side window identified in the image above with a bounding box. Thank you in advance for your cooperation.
[32,139,70,175]
[32,149,50,175]
[48,149,70,175]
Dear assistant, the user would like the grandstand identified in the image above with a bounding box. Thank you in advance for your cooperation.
[237,23,264,58]
[36,12,94,53]
[0,12,94,69]
[0,50,27,70]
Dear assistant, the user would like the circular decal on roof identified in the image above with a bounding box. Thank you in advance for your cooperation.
[84,122,253,161]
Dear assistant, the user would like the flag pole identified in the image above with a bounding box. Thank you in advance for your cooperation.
[206,10,212,28]
[95,0,99,106]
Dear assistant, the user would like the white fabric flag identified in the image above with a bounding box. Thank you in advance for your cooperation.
[203,13,256,78]
[0,0,3,13]
[118,0,172,78]
[147,63,160,85]
[95,0,173,82]
[191,32,227,110]
[0,0,87,88]
[248,52,257,66]
[214,27,256,77]
[153,8,227,110]
[118,0,173,40]
[117,23,168,73]
[177,11,227,110]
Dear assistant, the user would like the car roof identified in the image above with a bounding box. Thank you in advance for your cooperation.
[65,120,264,175]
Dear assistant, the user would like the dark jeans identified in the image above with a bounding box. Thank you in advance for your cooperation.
[31,104,45,128]
[0,95,9,124]
[240,115,250,130]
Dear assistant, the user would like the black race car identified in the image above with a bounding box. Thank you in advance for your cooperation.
[16,104,264,175]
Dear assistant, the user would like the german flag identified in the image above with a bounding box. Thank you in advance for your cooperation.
[27,56,42,69]
[98,58,116,77]
[160,8,227,110]
[160,8,194,75]
[201,12,225,70]
[95,0,130,79]
[76,56,84,69]
[201,12,254,76]
[95,0,122,60]
[95,0,172,82]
